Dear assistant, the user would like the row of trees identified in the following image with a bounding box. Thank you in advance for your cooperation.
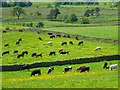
[2,2,32,7]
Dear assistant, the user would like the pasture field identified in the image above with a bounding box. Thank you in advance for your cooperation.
[2,31,118,65]
[1,60,119,88]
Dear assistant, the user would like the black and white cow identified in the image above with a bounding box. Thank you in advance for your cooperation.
[17,53,24,58]
[4,44,9,47]
[22,51,28,55]
[78,41,83,45]
[2,50,9,56]
[30,69,41,76]
[32,52,37,57]
[13,50,18,54]
[49,51,56,56]
[64,66,72,73]
[60,51,69,55]
[61,42,67,45]
[47,67,54,74]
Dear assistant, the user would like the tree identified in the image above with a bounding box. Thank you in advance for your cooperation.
[11,6,25,19]
[47,8,60,20]
[84,9,91,17]
[36,22,44,28]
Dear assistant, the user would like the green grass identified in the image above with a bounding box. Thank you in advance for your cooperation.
[2,60,119,88]
[2,32,118,65]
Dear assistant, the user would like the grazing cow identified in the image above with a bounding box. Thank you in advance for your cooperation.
[3,30,7,33]
[4,44,9,47]
[47,67,54,74]
[2,50,9,56]
[64,66,72,73]
[80,67,90,73]
[109,64,118,70]
[49,51,56,56]
[47,41,52,46]
[59,48,64,53]
[38,37,42,41]
[76,66,85,71]
[22,51,28,55]
[67,35,70,38]
[18,38,22,42]
[30,69,41,76]
[50,35,55,38]
[61,42,67,45]
[76,36,79,40]
[78,41,83,45]
[17,53,24,58]
[36,53,42,58]
[20,64,30,71]
[48,32,53,35]
[32,52,37,57]
[13,50,18,54]
[94,47,101,51]
[16,41,20,45]
[60,51,69,55]
[56,34,61,37]
[69,41,73,45]
[103,62,108,69]
[19,30,23,32]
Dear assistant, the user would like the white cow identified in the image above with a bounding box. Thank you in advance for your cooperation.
[109,64,118,70]
[94,46,101,51]
[47,41,52,46]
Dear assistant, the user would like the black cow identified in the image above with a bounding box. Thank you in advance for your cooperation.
[61,42,67,45]
[103,62,108,69]
[2,50,9,56]
[3,30,7,33]
[20,64,30,71]
[78,41,83,45]
[67,35,70,38]
[17,53,24,58]
[16,41,20,45]
[50,35,55,38]
[48,32,53,35]
[18,38,22,42]
[60,51,69,55]
[38,37,42,41]
[32,52,37,57]
[80,67,90,73]
[36,53,42,58]
[30,69,41,76]
[49,51,55,56]
[22,51,28,55]
[4,44,9,47]
[47,67,54,74]
[69,41,73,45]
[13,50,18,54]
[56,34,61,37]
[64,66,72,73]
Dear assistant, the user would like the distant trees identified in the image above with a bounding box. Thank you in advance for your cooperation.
[11,6,25,19]
[55,2,99,5]
[84,7,100,17]
[2,2,32,7]
[63,14,78,23]
[47,8,60,20]
[36,22,44,28]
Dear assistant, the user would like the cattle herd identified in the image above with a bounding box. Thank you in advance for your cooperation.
[19,61,118,77]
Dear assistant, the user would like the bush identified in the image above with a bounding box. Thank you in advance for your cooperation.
[80,17,90,24]
[36,22,44,28]
[5,27,10,30]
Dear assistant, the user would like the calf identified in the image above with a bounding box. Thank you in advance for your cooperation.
[109,64,118,70]
[49,51,55,56]
[17,53,24,58]
[61,42,67,45]
[78,41,83,45]
[69,41,73,45]
[36,53,42,58]
[32,52,37,57]
[60,51,69,55]
[64,66,72,73]
[20,64,30,71]
[80,67,90,73]
[30,69,41,76]
[13,50,18,54]
[2,50,9,56]
[47,67,54,74]
[4,44,9,47]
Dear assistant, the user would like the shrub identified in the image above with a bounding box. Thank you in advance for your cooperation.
[36,22,44,28]
[80,17,90,24]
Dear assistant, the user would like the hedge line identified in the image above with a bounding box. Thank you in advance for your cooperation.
[1,54,120,71]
